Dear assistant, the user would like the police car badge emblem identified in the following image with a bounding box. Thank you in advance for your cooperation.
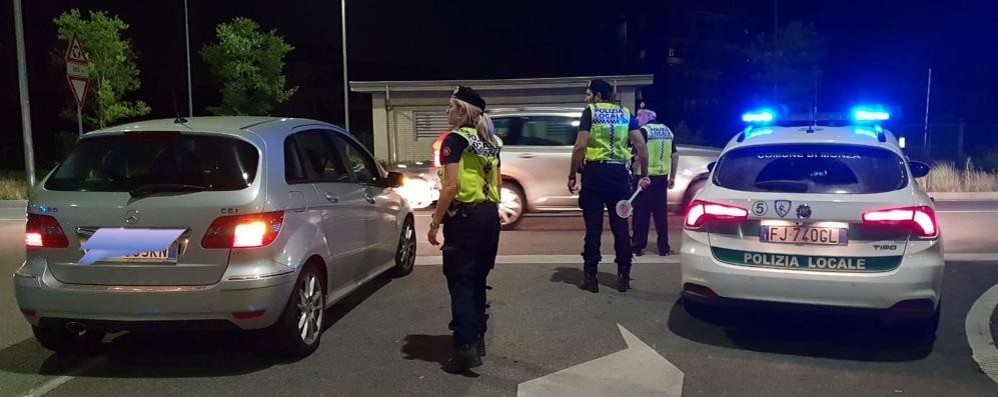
[775,200,792,217]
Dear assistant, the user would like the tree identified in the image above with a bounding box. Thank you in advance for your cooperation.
[745,21,825,112]
[202,17,298,115]
[54,9,150,128]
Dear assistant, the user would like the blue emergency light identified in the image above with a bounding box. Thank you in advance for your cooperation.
[851,107,890,122]
[742,110,776,124]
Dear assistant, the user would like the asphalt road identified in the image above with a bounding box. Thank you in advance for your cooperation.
[0,201,997,396]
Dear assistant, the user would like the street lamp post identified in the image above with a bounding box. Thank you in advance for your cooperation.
[13,0,36,187]
[184,0,193,117]
[341,0,350,131]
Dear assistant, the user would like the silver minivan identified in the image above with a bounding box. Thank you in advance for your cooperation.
[14,117,416,358]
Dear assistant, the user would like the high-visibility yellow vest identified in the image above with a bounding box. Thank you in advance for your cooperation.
[441,127,503,203]
[635,123,674,177]
[585,102,632,162]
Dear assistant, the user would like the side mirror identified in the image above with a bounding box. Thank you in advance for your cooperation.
[910,161,930,178]
[387,171,405,188]
[706,162,716,172]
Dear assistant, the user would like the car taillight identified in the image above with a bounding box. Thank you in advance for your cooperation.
[684,200,749,229]
[862,206,938,238]
[25,214,68,248]
[202,211,285,249]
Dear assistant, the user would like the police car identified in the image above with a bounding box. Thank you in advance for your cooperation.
[679,107,943,336]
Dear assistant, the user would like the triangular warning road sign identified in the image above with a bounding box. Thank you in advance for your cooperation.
[67,76,89,107]
[65,35,88,64]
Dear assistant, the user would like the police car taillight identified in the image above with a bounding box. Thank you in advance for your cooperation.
[862,206,938,238]
[684,200,749,229]
[202,211,285,249]
[25,214,69,248]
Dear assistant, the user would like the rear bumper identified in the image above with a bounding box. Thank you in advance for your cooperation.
[14,262,295,331]
[679,234,944,318]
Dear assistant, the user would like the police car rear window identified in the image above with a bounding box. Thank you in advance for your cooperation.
[45,132,259,192]
[712,144,907,194]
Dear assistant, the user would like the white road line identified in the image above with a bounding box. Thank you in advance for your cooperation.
[965,283,998,385]
[22,356,106,397]
[416,254,679,266]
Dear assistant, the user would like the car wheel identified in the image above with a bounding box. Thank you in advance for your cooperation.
[499,181,525,230]
[269,264,325,359]
[32,325,106,356]
[389,217,416,277]
[679,179,706,214]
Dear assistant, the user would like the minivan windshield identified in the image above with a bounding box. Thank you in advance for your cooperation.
[45,132,259,193]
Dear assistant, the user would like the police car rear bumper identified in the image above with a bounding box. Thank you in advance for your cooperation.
[679,235,944,318]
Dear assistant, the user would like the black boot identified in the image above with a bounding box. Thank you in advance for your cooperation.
[448,343,482,372]
[583,272,599,293]
[477,336,486,357]
[617,273,631,292]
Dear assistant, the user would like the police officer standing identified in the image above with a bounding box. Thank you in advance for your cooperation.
[631,106,678,256]
[427,86,502,372]
[568,79,650,293]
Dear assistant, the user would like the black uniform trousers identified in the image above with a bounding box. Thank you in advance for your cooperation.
[442,202,500,347]
[579,162,632,275]
[631,175,671,253]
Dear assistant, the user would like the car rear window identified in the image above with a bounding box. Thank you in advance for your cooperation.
[45,132,260,192]
[713,144,907,194]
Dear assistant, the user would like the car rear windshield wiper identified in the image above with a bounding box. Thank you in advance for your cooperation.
[129,183,207,198]
[754,180,810,193]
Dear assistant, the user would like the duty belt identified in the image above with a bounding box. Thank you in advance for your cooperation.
[585,159,627,165]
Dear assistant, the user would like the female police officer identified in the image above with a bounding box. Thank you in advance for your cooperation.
[427,86,502,371]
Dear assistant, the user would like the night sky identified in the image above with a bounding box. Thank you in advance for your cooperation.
[1,0,996,169]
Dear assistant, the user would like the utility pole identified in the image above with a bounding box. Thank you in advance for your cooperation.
[923,68,932,159]
[14,0,36,187]
[341,0,350,131]
[184,0,193,117]
[772,0,779,102]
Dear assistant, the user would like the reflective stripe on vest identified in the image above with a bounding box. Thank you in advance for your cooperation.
[585,103,632,162]
[442,127,503,203]
[637,123,674,177]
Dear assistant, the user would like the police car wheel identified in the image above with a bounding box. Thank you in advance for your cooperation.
[499,182,525,230]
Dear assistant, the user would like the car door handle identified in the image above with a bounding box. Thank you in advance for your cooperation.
[364,193,376,204]
[518,153,535,159]
[324,193,339,203]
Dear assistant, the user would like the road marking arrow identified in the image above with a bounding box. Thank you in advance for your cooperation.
[517,324,684,397]
[966,283,998,385]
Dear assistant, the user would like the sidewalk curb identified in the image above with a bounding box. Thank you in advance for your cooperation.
[930,192,998,201]
[0,200,26,208]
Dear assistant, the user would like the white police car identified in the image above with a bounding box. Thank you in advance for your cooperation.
[679,107,943,336]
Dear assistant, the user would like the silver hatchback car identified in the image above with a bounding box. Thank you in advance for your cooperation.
[14,117,416,358]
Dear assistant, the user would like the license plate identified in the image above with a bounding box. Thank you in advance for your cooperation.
[760,226,847,246]
[104,242,179,263]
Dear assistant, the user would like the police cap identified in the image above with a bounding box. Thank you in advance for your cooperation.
[451,86,487,111]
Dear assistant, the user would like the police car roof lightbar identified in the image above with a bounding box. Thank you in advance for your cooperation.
[741,110,776,124]
[851,107,890,122]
